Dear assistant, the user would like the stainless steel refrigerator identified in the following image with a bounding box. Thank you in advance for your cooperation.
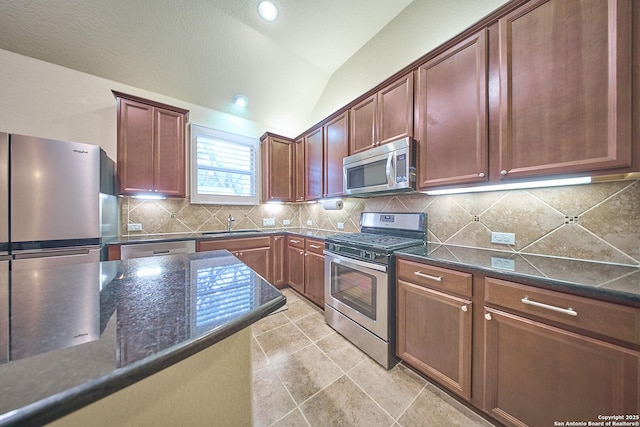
[0,132,116,360]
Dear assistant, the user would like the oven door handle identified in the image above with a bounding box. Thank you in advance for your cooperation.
[324,250,388,273]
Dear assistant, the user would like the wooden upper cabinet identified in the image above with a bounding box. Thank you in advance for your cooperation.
[114,91,188,197]
[323,112,349,198]
[154,108,186,197]
[495,0,633,180]
[377,73,414,145]
[416,30,488,189]
[261,133,294,202]
[304,127,324,200]
[349,73,414,155]
[349,93,377,154]
[294,138,305,202]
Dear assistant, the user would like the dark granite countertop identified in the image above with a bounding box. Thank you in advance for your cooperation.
[110,228,336,245]
[0,250,285,426]
[395,244,640,307]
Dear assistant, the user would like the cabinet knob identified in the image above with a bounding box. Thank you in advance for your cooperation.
[461,305,468,312]
[300,251,304,255]
[484,313,492,321]
[478,172,485,178]
[500,170,508,175]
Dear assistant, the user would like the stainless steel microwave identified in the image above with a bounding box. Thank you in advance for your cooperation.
[343,137,416,196]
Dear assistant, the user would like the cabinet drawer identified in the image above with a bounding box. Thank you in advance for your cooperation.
[287,236,305,249]
[485,277,640,346]
[396,258,472,298]
[305,238,324,255]
[197,236,271,252]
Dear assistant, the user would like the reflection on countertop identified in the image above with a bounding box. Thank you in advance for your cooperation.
[0,250,285,426]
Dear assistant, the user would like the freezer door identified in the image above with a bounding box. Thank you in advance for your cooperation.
[10,253,100,360]
[10,135,100,245]
[0,133,7,253]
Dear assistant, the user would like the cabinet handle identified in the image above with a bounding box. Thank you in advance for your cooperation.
[521,297,578,317]
[484,313,492,321]
[500,170,508,175]
[414,271,443,282]
[290,239,300,243]
[461,305,468,312]
[478,172,485,178]
[299,251,304,255]
[310,244,321,249]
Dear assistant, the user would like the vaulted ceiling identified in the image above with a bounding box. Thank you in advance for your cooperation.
[0,0,415,135]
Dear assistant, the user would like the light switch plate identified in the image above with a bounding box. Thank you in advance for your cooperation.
[263,218,275,226]
[128,223,142,231]
[283,219,291,226]
[306,220,312,226]
[337,222,344,229]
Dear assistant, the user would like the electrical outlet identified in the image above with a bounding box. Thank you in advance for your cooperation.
[491,232,515,245]
[306,220,312,226]
[263,218,275,226]
[283,219,291,226]
[491,256,515,271]
[337,222,344,229]
[128,223,142,231]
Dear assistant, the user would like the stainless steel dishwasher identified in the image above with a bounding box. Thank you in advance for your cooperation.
[120,240,196,259]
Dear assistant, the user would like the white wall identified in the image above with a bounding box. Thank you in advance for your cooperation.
[308,0,511,127]
[0,48,274,160]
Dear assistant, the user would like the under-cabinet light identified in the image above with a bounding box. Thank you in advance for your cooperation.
[132,194,167,200]
[423,177,592,196]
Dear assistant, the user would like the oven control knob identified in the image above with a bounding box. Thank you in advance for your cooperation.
[327,243,334,251]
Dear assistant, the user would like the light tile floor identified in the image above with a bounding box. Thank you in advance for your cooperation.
[252,288,498,427]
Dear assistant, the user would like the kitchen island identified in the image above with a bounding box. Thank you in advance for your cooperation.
[0,250,285,426]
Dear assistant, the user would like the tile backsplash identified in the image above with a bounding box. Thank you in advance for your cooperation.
[122,180,639,266]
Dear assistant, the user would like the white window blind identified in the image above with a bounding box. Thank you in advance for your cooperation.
[190,124,260,205]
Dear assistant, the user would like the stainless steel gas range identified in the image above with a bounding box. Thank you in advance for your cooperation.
[324,212,427,369]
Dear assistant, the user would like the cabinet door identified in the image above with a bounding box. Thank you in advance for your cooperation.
[287,245,305,294]
[349,93,377,154]
[304,127,324,200]
[484,308,639,427]
[294,138,305,202]
[304,242,325,307]
[377,73,413,145]
[154,107,186,197]
[417,30,488,189]
[117,98,155,194]
[323,112,349,198]
[397,279,472,399]
[262,136,293,202]
[271,235,287,288]
[238,247,271,281]
[496,0,632,180]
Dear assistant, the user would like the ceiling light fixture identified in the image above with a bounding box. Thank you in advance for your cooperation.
[258,1,278,21]
[233,94,248,108]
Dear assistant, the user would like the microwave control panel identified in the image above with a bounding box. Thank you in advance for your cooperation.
[396,154,407,183]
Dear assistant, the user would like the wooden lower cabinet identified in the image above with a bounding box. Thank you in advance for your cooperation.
[271,235,288,288]
[397,279,472,399]
[484,307,639,427]
[304,239,325,307]
[197,237,271,282]
[287,237,305,294]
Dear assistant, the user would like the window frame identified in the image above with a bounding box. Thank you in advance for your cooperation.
[189,124,261,205]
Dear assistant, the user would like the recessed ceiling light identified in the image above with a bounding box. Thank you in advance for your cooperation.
[233,94,248,108]
[258,1,278,21]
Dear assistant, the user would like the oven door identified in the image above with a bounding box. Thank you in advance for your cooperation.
[324,251,389,340]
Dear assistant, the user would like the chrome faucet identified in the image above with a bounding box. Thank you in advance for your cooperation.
[227,215,235,232]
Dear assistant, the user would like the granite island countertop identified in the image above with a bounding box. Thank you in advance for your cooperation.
[396,243,640,307]
[0,250,285,426]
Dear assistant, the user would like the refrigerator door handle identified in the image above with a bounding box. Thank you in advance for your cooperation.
[13,248,93,259]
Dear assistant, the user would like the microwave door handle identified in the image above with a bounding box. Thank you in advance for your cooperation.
[385,153,394,187]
